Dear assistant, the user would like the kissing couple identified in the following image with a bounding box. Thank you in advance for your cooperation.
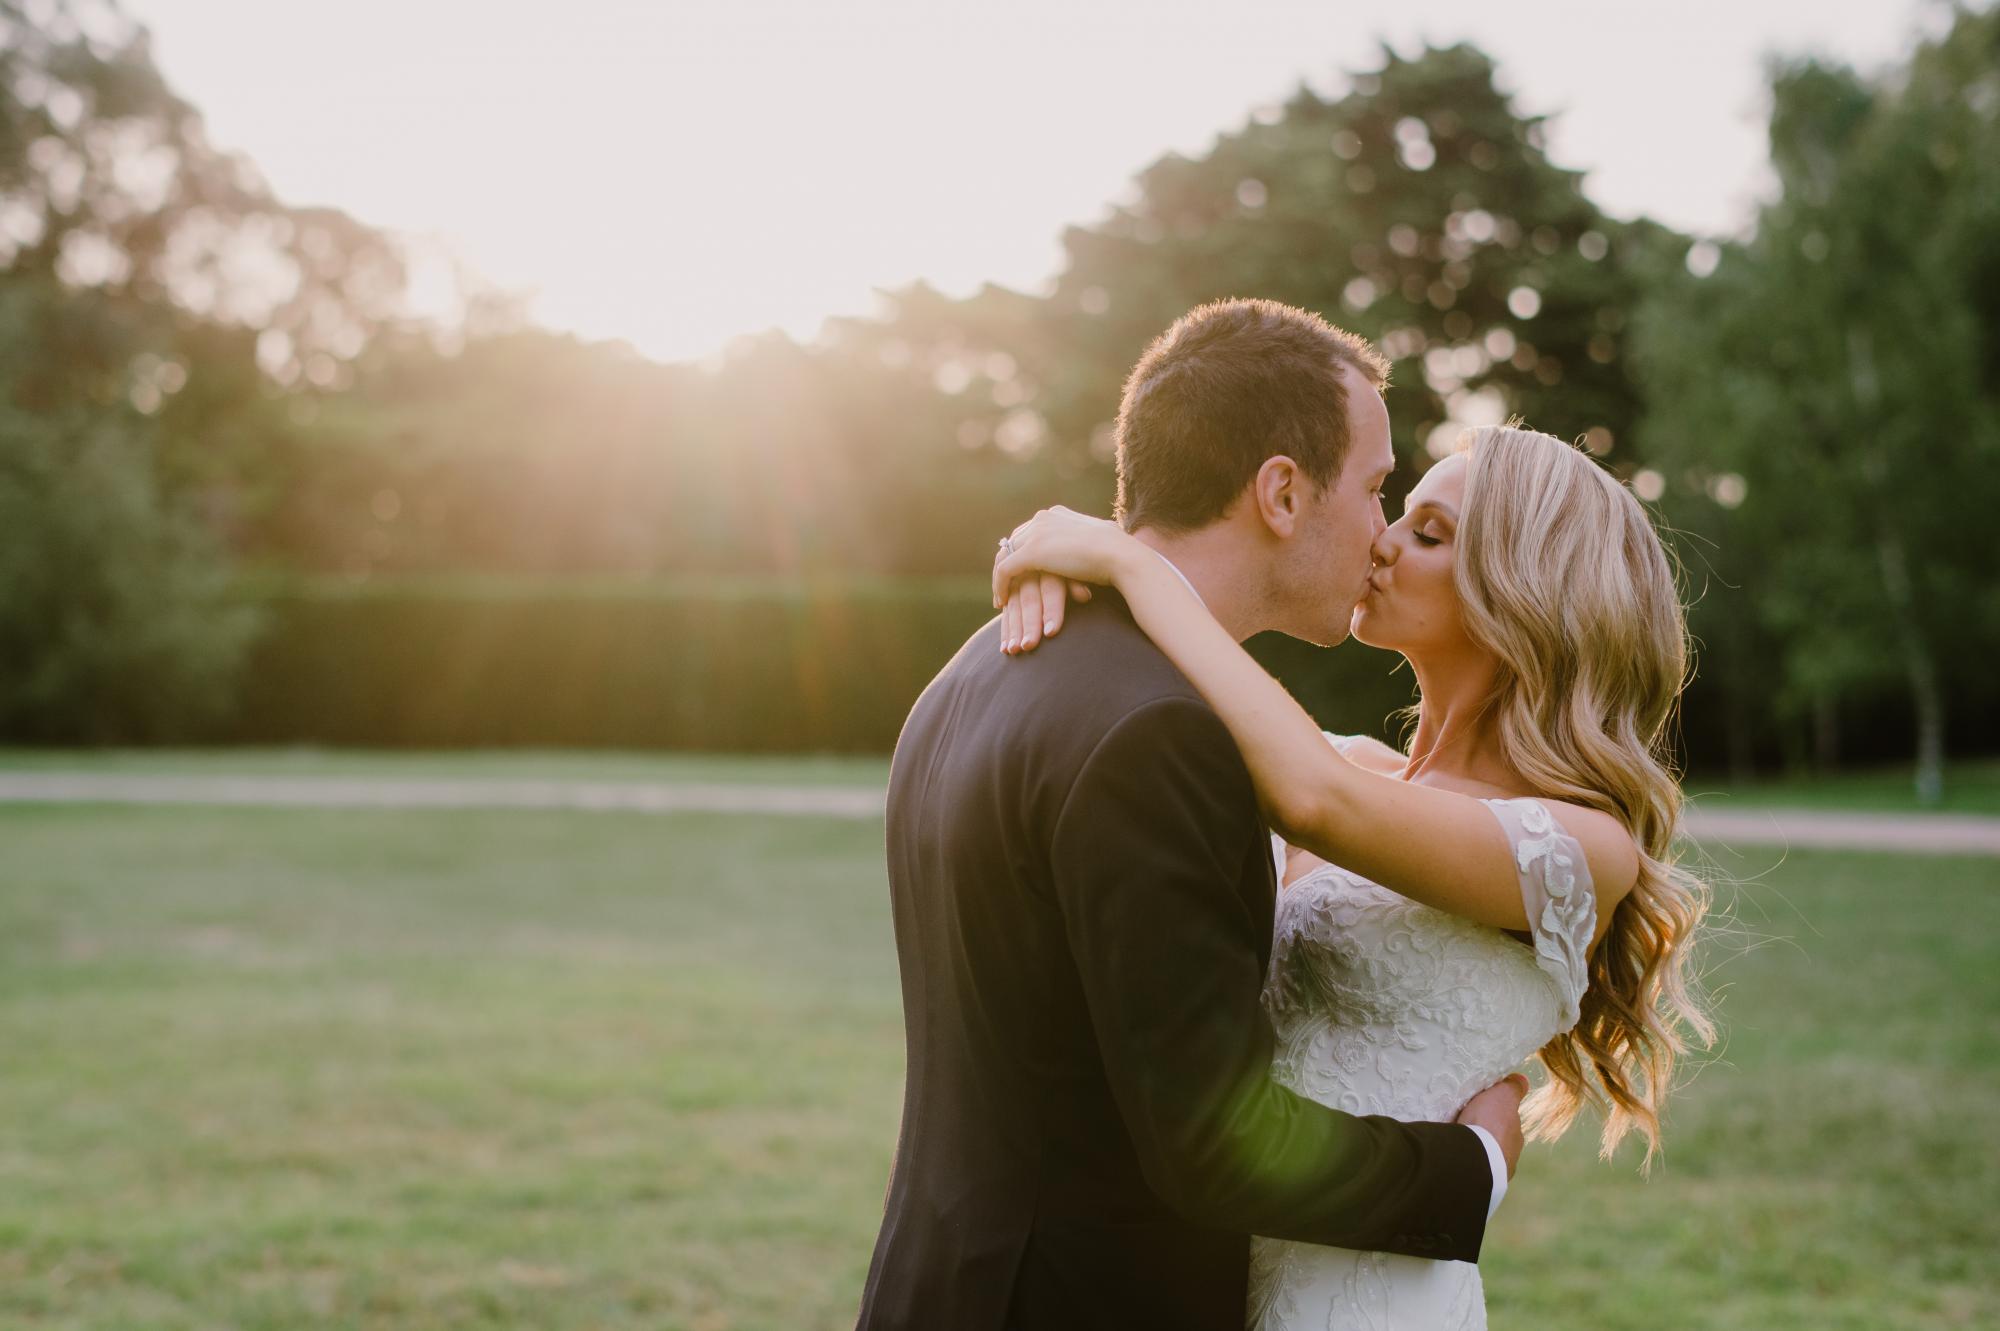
[858,298,1712,1330]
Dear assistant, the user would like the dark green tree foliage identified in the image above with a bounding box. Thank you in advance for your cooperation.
[1632,7,2000,800]
[0,0,407,738]
[0,284,260,739]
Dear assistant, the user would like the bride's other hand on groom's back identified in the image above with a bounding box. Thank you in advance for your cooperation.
[1457,1074,1531,1180]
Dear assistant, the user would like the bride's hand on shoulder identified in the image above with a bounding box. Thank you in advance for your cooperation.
[991,507,1138,654]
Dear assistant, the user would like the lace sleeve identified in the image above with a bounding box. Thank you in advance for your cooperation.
[1481,797,1597,1028]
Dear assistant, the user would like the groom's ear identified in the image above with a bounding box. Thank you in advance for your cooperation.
[1252,455,1305,537]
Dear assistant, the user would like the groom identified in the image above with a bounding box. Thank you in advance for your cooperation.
[857,299,1525,1330]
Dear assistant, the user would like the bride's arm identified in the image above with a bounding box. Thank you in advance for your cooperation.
[993,509,1627,932]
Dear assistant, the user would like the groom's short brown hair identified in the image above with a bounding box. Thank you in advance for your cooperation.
[1114,298,1389,532]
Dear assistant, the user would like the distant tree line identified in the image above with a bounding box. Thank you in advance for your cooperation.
[3,1,1996,798]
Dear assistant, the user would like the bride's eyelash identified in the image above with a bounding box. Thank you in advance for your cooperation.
[1412,532,1442,547]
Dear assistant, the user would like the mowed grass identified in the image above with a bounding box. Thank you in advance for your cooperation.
[2,791,1996,1328]
[1484,844,2000,1329]
[1,804,901,1329]
[1686,757,2000,817]
[0,746,891,789]
[8,745,1996,816]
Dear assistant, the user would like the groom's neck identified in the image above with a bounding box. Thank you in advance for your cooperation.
[1129,524,1270,644]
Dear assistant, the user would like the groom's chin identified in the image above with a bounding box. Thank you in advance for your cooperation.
[1291,621,1352,649]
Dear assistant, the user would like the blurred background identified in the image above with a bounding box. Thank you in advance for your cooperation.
[3,1,1996,1327]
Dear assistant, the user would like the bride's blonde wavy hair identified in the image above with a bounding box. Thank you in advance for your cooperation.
[1410,424,1716,1170]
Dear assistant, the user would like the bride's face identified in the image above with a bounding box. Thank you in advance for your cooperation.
[1350,453,1470,654]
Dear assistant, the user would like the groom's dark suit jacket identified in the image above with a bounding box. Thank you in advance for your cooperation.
[856,592,1491,1331]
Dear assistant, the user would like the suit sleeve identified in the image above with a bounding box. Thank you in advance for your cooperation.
[1049,697,1493,1260]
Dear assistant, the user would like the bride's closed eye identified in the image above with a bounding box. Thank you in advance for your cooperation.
[1412,532,1443,547]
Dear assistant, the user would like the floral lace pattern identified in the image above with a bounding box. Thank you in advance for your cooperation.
[1248,735,1597,1330]
[1485,794,1597,1027]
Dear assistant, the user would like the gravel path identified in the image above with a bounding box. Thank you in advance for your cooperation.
[3,772,1997,855]
[1678,806,2000,856]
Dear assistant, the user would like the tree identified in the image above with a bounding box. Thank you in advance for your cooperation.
[0,0,415,737]
[0,278,259,739]
[1632,7,2000,801]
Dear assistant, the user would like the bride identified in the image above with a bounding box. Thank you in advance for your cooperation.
[992,424,1715,1329]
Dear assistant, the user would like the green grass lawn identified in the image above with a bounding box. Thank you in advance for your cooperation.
[8,747,1997,817]
[2,773,1997,1327]
[0,746,891,789]
[1686,758,2000,817]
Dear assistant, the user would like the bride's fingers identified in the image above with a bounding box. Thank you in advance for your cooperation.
[1016,576,1047,651]
[1069,581,1092,603]
[1000,581,1022,652]
[1034,572,1067,642]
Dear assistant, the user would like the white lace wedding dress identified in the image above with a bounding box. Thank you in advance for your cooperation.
[1247,734,1599,1331]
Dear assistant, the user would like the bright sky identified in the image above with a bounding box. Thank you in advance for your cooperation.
[127,0,1942,365]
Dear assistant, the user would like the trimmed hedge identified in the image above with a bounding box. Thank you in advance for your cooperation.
[214,576,1427,753]
[211,575,1997,767]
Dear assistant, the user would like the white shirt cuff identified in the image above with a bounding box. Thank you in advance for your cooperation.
[1466,1124,1508,1222]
